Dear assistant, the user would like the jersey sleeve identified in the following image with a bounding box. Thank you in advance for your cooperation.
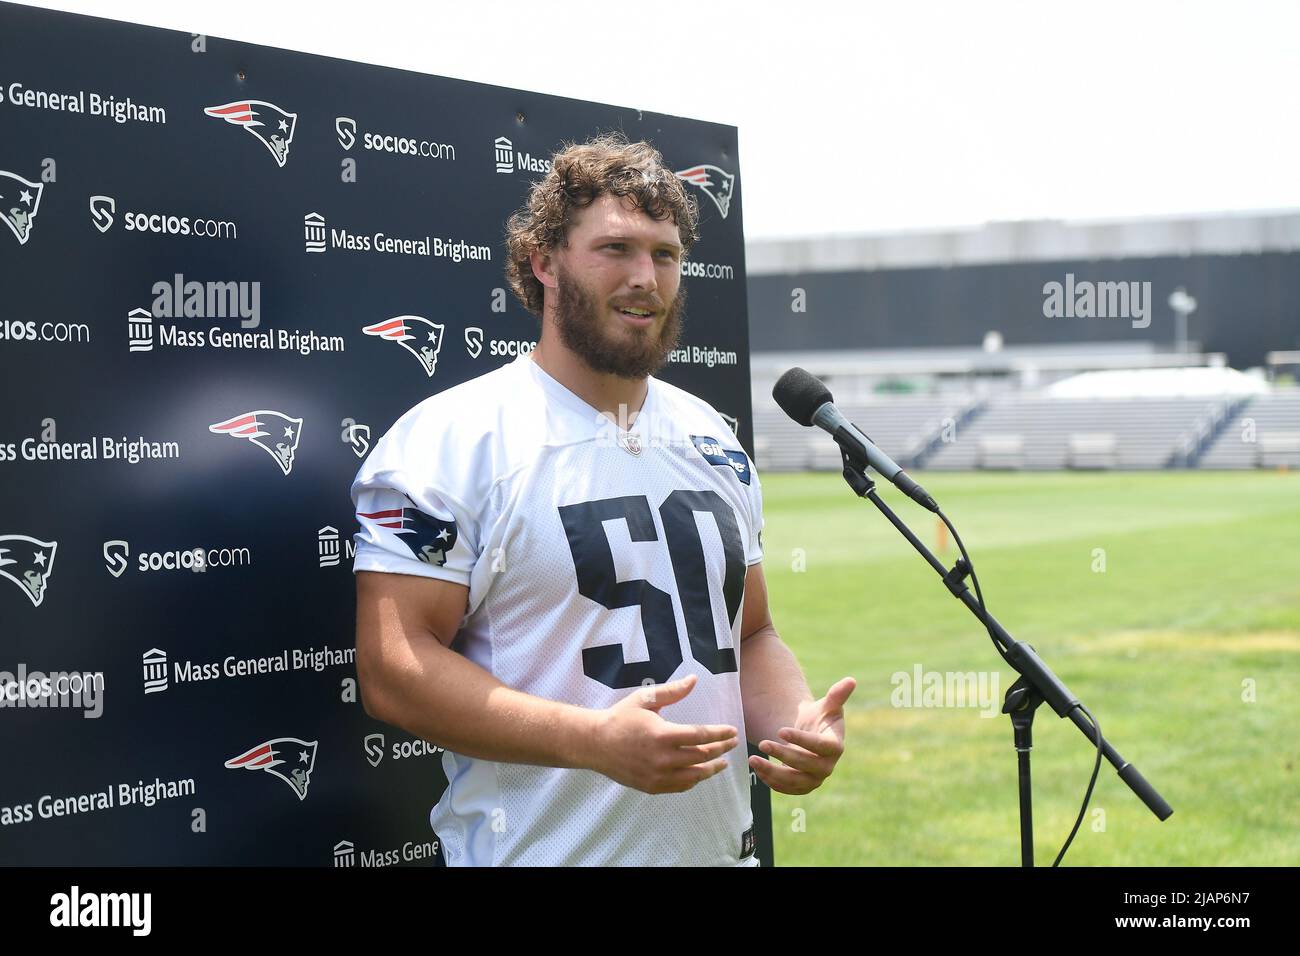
[350,415,482,588]
[744,453,765,566]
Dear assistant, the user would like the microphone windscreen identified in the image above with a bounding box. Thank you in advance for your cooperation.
[772,367,833,427]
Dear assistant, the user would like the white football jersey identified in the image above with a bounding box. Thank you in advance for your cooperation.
[351,351,765,866]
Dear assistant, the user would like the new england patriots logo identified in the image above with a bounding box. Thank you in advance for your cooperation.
[225,738,318,801]
[0,535,57,607]
[0,170,45,245]
[358,506,458,566]
[208,410,304,476]
[362,316,445,377]
[203,100,298,167]
[675,164,735,219]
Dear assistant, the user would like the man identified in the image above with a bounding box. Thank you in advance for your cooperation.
[352,132,854,866]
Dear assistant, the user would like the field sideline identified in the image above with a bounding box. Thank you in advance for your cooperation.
[757,470,1300,866]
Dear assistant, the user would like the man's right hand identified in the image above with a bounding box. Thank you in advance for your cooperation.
[589,674,738,794]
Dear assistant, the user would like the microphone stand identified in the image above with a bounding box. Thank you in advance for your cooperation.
[836,445,1173,866]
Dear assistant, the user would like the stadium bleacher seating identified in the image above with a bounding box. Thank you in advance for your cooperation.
[923,395,1229,470]
[752,394,979,471]
[752,390,1300,472]
[1198,392,1300,468]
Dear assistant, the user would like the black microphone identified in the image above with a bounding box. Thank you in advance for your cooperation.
[773,367,939,513]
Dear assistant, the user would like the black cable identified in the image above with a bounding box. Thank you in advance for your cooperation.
[1053,703,1103,867]
[936,509,1011,665]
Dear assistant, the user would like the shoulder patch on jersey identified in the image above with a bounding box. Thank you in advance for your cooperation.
[357,505,458,566]
[689,435,751,485]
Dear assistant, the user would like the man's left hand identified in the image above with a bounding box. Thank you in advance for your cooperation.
[749,677,856,795]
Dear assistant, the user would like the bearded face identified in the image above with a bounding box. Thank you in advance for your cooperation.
[551,259,686,380]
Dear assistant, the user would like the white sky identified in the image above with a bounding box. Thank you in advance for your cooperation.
[21,0,1300,240]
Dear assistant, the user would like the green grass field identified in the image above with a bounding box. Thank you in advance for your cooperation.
[759,470,1300,866]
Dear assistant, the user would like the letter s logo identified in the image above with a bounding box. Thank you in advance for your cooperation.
[103,540,129,578]
[364,733,384,767]
[89,196,116,233]
[464,326,483,359]
[335,117,356,150]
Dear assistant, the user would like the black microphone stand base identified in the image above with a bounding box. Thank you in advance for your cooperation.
[1004,678,1046,867]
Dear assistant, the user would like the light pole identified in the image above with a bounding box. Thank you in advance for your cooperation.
[1169,287,1198,356]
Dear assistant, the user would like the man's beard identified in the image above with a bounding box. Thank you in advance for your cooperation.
[551,265,685,380]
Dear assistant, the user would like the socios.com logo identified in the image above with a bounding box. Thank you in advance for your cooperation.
[103,540,129,578]
[336,117,357,150]
[90,195,116,233]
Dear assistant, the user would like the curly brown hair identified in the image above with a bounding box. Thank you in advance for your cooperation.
[504,132,700,317]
